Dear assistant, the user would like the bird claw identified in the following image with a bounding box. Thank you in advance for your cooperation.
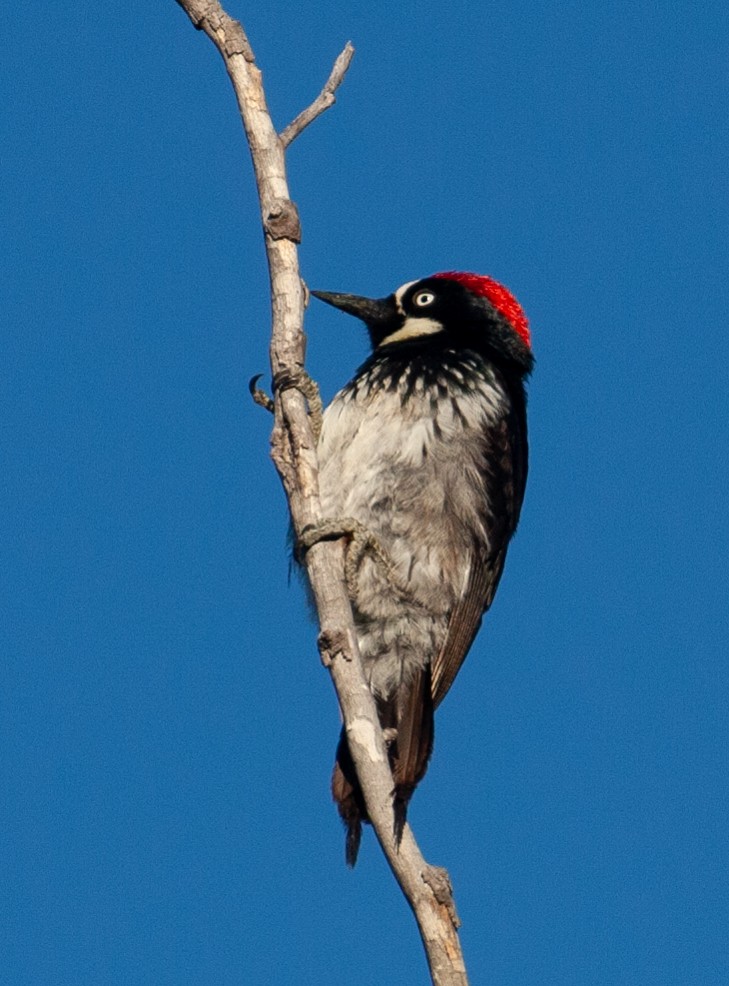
[248,368,323,440]
[249,374,274,413]
[297,518,412,600]
[273,367,324,440]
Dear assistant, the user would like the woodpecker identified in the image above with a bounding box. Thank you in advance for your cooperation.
[309,271,533,865]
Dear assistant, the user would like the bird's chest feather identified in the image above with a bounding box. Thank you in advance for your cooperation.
[317,360,508,602]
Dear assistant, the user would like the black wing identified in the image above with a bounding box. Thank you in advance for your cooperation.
[431,385,528,709]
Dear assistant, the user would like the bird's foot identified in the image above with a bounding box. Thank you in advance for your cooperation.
[249,374,274,413]
[297,518,411,600]
[248,367,323,440]
[273,367,324,440]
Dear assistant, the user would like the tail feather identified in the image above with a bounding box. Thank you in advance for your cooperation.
[332,731,366,867]
[331,666,434,865]
[388,666,434,844]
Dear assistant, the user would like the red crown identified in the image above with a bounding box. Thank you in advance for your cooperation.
[431,271,531,348]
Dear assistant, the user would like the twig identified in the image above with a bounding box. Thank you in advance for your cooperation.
[174,4,469,983]
[280,42,355,147]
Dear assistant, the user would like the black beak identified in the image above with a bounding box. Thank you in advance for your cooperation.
[311,290,397,327]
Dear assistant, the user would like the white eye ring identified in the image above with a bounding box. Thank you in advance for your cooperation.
[414,291,435,307]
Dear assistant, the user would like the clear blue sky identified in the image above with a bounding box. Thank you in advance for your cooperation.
[2,2,727,984]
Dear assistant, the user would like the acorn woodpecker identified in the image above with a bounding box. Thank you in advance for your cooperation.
[310,271,533,865]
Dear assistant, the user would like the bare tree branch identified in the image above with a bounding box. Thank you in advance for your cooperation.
[280,41,355,147]
[174,3,469,982]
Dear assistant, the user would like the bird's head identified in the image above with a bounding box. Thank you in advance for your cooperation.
[312,271,533,374]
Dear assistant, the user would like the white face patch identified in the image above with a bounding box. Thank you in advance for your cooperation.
[379,316,444,347]
[393,280,417,314]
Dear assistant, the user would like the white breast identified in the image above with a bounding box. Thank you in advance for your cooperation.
[316,365,508,698]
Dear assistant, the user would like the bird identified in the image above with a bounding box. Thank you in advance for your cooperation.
[309,271,533,865]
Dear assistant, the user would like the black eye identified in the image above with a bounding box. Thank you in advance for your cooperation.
[413,291,435,308]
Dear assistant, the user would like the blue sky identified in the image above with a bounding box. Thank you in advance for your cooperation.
[2,2,727,984]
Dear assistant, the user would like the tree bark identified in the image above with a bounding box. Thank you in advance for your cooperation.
[174,3,469,982]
